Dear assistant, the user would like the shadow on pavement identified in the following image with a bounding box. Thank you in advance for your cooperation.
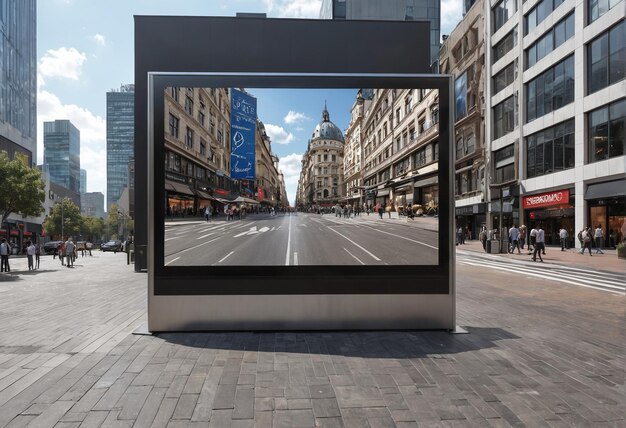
[156,326,520,358]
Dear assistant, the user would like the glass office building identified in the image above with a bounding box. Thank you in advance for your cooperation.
[80,169,87,194]
[43,120,81,194]
[107,84,135,211]
[0,0,37,165]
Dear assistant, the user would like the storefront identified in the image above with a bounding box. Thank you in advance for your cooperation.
[523,188,575,247]
[413,176,439,214]
[585,179,626,248]
[455,203,486,240]
[375,188,390,208]
[165,179,195,217]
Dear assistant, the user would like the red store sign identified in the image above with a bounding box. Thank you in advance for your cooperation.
[523,190,569,209]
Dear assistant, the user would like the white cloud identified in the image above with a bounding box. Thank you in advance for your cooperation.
[264,124,295,145]
[38,47,87,81]
[37,89,107,197]
[284,110,310,125]
[441,0,463,36]
[262,0,322,18]
[278,153,303,206]
[93,34,106,47]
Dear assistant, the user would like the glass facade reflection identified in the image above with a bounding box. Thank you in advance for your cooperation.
[0,0,36,163]
[107,84,135,211]
[44,120,81,193]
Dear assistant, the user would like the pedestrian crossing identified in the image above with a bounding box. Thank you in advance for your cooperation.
[457,251,626,295]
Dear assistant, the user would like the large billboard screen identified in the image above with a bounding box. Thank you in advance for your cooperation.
[150,73,452,296]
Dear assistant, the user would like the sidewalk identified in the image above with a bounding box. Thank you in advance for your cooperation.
[457,238,625,273]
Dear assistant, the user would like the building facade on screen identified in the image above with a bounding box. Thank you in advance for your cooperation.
[43,120,81,196]
[0,0,36,167]
[81,192,105,219]
[484,0,625,247]
[106,84,135,212]
[319,0,440,67]
[296,106,346,209]
[164,87,287,217]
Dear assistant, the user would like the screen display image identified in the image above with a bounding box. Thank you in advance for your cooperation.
[163,86,441,267]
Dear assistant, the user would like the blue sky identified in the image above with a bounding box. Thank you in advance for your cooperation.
[36,0,462,206]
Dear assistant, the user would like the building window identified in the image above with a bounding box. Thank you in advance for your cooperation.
[493,144,516,184]
[493,29,517,63]
[455,72,468,121]
[493,0,517,33]
[332,154,336,162]
[169,114,179,138]
[170,87,179,102]
[434,142,439,160]
[456,138,464,160]
[493,60,517,94]
[184,95,194,115]
[526,12,574,69]
[589,0,622,23]
[198,102,206,126]
[414,147,428,167]
[588,99,625,163]
[526,55,574,122]
[217,123,224,145]
[527,119,575,178]
[185,127,194,149]
[394,157,411,176]
[200,140,206,156]
[431,105,439,125]
[493,95,517,139]
[588,21,626,95]
[466,133,475,155]
[409,127,416,142]
[525,0,565,35]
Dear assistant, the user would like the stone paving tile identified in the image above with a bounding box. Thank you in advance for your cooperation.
[0,255,623,427]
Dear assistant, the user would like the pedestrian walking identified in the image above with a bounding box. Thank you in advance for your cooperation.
[518,225,527,250]
[58,241,65,266]
[559,226,569,251]
[581,227,593,256]
[456,226,463,246]
[508,224,520,254]
[594,225,604,254]
[479,227,487,251]
[532,224,545,262]
[0,238,10,272]
[26,240,36,270]
[65,238,75,267]
[377,203,384,219]
[35,243,41,269]
[529,226,537,255]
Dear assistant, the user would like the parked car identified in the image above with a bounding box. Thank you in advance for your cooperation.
[43,241,62,255]
[100,240,122,252]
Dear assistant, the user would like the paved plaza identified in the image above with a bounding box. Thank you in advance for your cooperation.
[0,244,623,427]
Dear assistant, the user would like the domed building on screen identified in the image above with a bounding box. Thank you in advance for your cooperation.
[296,105,345,210]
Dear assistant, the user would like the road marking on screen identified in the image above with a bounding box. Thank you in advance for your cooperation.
[164,257,180,266]
[164,237,181,242]
[294,252,298,265]
[170,236,222,257]
[328,227,380,261]
[196,232,215,240]
[344,248,365,265]
[217,251,234,264]
[285,215,292,265]
[361,225,438,250]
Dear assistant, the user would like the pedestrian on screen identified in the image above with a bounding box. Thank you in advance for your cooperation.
[35,244,41,269]
[559,227,569,251]
[26,240,36,270]
[377,204,384,219]
[594,225,604,254]
[532,224,544,262]
[0,238,10,272]
[204,205,212,222]
[58,241,65,266]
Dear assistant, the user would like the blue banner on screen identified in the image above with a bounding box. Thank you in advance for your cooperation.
[230,89,257,180]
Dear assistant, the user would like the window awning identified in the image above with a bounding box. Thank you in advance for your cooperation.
[194,189,215,200]
[165,180,194,196]
[585,179,626,200]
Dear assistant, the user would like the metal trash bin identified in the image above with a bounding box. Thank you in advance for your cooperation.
[489,239,500,254]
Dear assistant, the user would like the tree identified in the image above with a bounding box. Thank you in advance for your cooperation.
[81,216,104,242]
[43,198,83,240]
[0,152,45,224]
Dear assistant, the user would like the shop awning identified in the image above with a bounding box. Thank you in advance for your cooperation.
[414,176,438,188]
[165,180,194,196]
[194,189,215,200]
[233,196,260,204]
[585,179,626,200]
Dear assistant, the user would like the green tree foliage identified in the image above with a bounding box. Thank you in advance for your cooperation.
[43,198,83,239]
[81,216,104,242]
[0,152,45,223]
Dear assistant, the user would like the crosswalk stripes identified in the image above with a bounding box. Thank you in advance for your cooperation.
[457,252,625,295]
